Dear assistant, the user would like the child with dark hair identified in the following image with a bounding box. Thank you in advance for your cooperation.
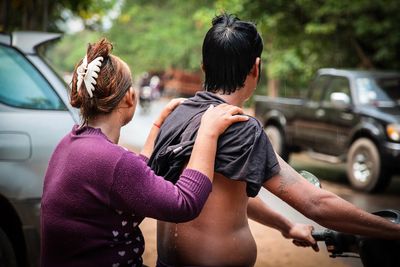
[40,38,248,267]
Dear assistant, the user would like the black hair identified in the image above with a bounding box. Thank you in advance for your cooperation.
[202,13,263,94]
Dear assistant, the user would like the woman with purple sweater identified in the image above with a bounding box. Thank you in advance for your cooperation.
[40,38,248,267]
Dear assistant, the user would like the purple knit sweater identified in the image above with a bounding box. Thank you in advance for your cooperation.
[41,125,212,267]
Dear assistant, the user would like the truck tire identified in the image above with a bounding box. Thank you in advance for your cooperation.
[0,228,17,267]
[264,125,289,161]
[347,138,391,192]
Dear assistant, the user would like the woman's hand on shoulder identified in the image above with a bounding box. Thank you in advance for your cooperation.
[155,98,186,127]
[199,104,249,138]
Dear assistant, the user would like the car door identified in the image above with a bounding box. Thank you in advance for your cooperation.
[319,76,358,156]
[292,74,332,151]
[0,44,76,201]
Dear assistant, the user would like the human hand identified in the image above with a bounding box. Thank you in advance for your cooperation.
[284,223,319,252]
[154,98,186,127]
[198,104,249,138]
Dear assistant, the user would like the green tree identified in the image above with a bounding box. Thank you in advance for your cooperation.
[45,30,103,74]
[211,0,400,96]
[47,0,400,98]
[107,0,213,74]
[0,0,116,32]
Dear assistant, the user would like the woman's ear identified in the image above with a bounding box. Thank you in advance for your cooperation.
[124,87,135,107]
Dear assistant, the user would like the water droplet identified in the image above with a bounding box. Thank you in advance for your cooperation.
[174,224,178,237]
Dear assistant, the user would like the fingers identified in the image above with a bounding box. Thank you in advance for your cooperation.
[229,115,249,123]
[211,104,248,123]
[226,105,244,115]
[167,98,186,111]
[306,226,319,252]
[216,104,243,115]
[209,103,244,115]
[290,224,319,252]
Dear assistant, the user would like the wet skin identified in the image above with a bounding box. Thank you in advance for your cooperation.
[157,172,257,267]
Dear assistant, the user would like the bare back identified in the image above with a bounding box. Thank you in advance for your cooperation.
[157,173,257,266]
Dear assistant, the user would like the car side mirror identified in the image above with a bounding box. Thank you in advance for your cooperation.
[299,170,322,188]
[330,92,350,109]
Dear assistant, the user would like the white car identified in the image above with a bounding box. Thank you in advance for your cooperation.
[0,32,78,267]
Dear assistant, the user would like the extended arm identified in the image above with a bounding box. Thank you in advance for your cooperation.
[141,98,185,158]
[264,154,400,239]
[248,197,318,250]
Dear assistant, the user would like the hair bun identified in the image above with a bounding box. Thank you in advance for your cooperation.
[86,38,113,63]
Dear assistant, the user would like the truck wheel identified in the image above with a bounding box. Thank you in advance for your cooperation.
[347,138,391,192]
[264,125,289,161]
[0,228,17,267]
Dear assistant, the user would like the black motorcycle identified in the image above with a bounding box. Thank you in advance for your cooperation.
[300,171,400,267]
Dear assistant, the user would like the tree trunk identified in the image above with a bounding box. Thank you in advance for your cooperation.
[267,78,280,97]
[42,0,48,31]
[350,36,374,69]
[0,0,10,32]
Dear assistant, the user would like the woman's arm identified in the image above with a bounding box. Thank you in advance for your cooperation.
[141,98,185,158]
[111,156,212,222]
[263,154,400,239]
[111,104,249,222]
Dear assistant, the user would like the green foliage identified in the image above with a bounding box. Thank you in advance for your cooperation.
[0,0,116,32]
[208,0,400,95]
[107,0,214,74]
[47,0,400,98]
[45,30,103,74]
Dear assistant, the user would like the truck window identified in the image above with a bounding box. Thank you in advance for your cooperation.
[356,77,400,106]
[323,76,351,104]
[309,75,331,102]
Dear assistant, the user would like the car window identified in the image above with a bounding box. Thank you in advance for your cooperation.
[309,75,330,102]
[0,45,66,110]
[356,77,400,106]
[323,76,351,103]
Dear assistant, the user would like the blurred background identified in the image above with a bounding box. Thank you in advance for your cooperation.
[1,0,399,267]
[3,0,400,98]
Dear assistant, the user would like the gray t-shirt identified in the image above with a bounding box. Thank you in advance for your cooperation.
[149,91,280,197]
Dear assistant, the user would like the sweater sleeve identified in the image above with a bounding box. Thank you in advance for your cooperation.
[138,154,149,163]
[109,152,212,222]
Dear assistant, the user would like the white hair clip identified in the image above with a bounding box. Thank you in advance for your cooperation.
[76,55,104,98]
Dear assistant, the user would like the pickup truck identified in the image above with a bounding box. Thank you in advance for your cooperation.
[255,68,400,192]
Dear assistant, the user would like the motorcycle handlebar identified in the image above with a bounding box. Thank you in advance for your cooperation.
[312,229,360,255]
[311,230,329,241]
[310,210,400,267]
